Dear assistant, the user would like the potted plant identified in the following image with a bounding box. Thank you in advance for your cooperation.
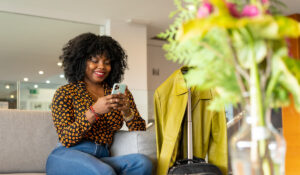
[160,0,300,174]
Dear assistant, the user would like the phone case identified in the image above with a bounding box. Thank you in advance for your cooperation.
[111,83,126,94]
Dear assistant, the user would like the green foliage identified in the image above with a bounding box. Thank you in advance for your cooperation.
[269,0,287,14]
[158,0,200,42]
[161,0,300,112]
[232,28,267,69]
[277,57,300,110]
[178,16,238,41]
[275,16,300,38]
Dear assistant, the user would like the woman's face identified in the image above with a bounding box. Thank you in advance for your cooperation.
[84,54,111,85]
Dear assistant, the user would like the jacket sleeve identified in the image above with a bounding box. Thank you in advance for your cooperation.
[154,90,163,159]
[51,87,92,147]
[208,108,228,175]
[125,89,146,131]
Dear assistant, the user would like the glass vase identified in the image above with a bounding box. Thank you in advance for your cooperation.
[230,106,286,175]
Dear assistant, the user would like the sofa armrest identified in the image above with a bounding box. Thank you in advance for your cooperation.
[110,126,156,162]
[0,109,57,173]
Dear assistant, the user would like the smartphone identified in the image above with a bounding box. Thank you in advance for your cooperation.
[111,83,126,95]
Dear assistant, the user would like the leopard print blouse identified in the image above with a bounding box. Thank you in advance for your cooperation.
[51,81,146,148]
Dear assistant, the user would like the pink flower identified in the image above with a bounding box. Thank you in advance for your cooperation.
[227,2,240,18]
[241,5,260,17]
[197,2,214,18]
[262,0,269,4]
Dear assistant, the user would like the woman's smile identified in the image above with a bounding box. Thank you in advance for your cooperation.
[94,70,106,78]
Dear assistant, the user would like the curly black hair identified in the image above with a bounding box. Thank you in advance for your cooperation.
[59,33,128,87]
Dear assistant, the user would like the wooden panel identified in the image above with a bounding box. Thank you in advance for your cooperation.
[288,14,300,60]
[282,13,300,175]
[282,97,300,175]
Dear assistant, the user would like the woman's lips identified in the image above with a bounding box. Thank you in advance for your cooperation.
[94,71,105,78]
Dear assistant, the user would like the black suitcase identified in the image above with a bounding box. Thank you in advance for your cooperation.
[168,89,222,175]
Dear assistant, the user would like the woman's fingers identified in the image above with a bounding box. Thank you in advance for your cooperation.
[105,95,118,104]
[105,94,130,111]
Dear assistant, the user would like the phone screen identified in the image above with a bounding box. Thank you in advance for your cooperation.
[111,83,126,94]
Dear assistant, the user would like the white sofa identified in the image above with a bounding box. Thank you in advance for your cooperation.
[0,109,156,175]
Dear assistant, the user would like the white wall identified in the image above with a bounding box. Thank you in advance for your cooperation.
[108,20,148,123]
[147,39,182,121]
[109,20,148,90]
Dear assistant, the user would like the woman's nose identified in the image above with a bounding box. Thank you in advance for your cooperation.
[97,61,105,68]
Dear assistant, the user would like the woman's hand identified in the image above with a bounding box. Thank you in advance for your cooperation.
[115,92,131,116]
[87,90,134,123]
[92,94,121,115]
[92,90,132,117]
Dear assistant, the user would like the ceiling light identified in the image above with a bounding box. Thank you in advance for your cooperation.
[24,77,29,82]
[39,71,44,75]
[34,84,38,88]
[59,74,64,78]
[10,94,14,99]
[46,80,50,84]
[5,85,10,89]
[57,62,62,66]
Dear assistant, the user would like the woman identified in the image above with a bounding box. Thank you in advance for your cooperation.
[46,33,152,175]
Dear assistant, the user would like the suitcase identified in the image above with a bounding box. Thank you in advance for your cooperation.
[168,89,223,175]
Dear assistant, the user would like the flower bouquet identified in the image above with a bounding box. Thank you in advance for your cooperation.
[160,0,300,174]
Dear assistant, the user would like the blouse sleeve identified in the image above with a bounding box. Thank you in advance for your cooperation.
[124,89,146,131]
[51,86,92,147]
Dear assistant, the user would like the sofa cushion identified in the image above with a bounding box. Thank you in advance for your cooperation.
[0,110,57,173]
[110,125,157,162]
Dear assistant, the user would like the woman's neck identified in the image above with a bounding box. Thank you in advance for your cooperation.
[84,80,105,98]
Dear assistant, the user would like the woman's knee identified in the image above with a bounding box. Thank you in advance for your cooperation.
[46,147,117,175]
[134,154,153,174]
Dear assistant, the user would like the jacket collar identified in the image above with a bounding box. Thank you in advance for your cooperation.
[173,68,212,100]
[174,70,188,96]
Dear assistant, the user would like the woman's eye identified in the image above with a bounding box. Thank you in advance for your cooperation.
[104,61,110,65]
[91,59,98,63]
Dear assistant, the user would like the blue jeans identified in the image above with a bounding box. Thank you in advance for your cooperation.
[46,141,153,175]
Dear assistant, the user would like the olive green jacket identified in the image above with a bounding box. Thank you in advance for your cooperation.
[154,69,228,175]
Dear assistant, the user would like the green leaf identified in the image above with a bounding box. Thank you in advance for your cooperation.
[208,90,240,111]
[232,29,267,69]
[246,16,280,39]
[275,16,300,38]
[169,10,180,18]
[236,16,300,39]
[276,56,300,111]
[254,40,268,64]
[178,16,238,41]
[180,28,242,110]
[270,84,290,108]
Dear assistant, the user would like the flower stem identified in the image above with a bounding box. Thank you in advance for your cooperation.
[227,33,250,105]
[250,51,265,126]
[266,71,280,109]
[250,44,272,174]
